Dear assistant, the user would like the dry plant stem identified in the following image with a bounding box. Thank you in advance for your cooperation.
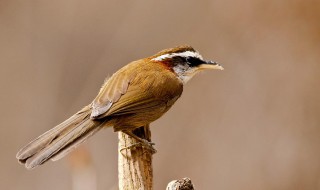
[118,125,153,190]
[166,178,195,190]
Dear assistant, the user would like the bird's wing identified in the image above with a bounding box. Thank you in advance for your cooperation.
[105,73,183,116]
[91,63,183,118]
[91,66,134,118]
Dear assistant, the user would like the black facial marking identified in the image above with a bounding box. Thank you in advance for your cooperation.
[167,55,205,68]
[186,56,205,67]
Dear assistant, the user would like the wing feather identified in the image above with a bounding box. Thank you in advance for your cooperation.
[91,67,134,118]
[91,61,183,119]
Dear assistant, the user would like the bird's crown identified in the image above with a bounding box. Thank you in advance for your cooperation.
[153,45,196,56]
[151,45,203,62]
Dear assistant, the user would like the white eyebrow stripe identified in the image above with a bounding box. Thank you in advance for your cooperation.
[152,51,203,61]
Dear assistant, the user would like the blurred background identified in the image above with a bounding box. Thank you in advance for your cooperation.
[1,0,320,189]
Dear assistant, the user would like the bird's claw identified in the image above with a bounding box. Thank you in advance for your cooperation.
[120,140,157,155]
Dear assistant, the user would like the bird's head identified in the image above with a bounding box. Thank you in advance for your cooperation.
[151,45,223,84]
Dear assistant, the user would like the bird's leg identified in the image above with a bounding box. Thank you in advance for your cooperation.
[120,129,157,154]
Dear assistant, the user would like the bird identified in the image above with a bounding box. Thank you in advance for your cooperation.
[16,45,223,169]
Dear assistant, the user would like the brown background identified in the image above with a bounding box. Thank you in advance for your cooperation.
[1,0,320,189]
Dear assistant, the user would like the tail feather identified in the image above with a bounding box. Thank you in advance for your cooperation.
[51,124,101,162]
[16,105,103,169]
[16,109,88,162]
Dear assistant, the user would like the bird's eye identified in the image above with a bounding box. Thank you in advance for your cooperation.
[186,57,204,67]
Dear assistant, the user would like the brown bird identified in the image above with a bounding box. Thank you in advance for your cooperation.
[16,45,223,169]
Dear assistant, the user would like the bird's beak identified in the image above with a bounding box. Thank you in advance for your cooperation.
[199,60,224,70]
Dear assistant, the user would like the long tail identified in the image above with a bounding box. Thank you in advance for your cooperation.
[16,105,104,169]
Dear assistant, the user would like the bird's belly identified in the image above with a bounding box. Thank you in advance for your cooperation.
[111,105,170,132]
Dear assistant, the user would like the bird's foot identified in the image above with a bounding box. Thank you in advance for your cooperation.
[120,140,157,154]
[120,130,157,154]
